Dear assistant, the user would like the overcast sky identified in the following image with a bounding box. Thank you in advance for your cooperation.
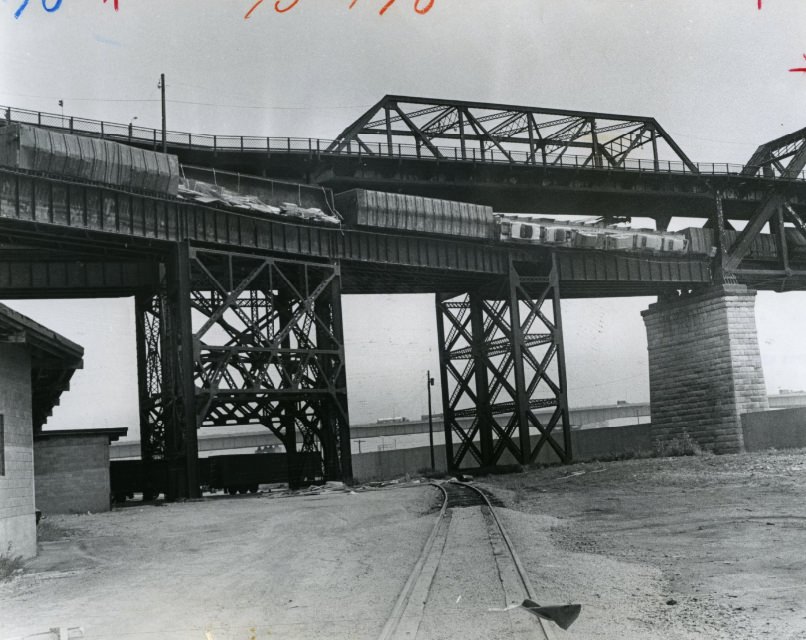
[1,1,805,435]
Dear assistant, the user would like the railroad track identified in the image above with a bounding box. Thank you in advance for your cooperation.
[378,481,573,640]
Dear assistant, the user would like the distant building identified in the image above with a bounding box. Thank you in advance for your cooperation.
[0,304,83,559]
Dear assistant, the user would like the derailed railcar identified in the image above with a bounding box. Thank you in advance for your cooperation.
[334,188,496,240]
[0,123,181,195]
[499,216,699,256]
[332,189,717,258]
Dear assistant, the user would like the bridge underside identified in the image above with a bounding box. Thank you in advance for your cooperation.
[3,123,806,490]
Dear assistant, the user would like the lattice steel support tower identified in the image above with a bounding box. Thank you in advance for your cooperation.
[435,259,571,472]
[135,243,351,499]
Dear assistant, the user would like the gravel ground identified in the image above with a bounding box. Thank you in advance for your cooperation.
[483,448,806,640]
[4,449,806,640]
[1,486,439,640]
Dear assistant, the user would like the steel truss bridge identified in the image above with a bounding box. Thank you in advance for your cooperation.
[2,96,806,498]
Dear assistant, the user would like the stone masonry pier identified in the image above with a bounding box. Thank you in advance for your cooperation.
[642,284,769,453]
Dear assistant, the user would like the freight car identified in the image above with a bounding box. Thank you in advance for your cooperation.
[206,452,323,494]
[0,123,180,195]
[110,451,324,502]
[499,217,692,255]
[332,188,714,258]
[334,188,495,239]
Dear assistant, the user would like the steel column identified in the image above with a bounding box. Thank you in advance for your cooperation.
[189,246,351,485]
[435,261,572,472]
[469,292,494,466]
[550,258,573,461]
[508,263,532,459]
[134,244,200,500]
[170,242,200,499]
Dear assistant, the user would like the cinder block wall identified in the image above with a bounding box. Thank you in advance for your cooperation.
[34,435,111,514]
[0,344,36,559]
[642,285,769,453]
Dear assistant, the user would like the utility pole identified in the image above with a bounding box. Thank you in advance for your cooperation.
[427,370,435,470]
[158,73,166,153]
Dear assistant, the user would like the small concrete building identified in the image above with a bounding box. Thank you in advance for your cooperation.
[34,428,126,514]
[0,303,83,559]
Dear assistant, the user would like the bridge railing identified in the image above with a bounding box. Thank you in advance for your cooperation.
[3,104,803,181]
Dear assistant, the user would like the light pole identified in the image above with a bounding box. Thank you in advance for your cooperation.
[128,116,138,140]
[427,370,435,470]
[158,73,166,153]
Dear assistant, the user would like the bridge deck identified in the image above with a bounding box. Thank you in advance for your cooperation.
[5,104,806,222]
[0,167,740,297]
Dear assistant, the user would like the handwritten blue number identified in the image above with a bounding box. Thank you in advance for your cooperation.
[14,0,30,18]
[14,0,63,19]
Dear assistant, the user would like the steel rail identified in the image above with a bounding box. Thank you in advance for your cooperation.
[376,483,449,640]
[456,481,557,639]
[378,481,554,640]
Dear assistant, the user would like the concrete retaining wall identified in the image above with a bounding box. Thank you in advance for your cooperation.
[742,407,806,452]
[34,433,113,514]
[352,423,651,481]
[351,407,806,482]
[0,344,36,559]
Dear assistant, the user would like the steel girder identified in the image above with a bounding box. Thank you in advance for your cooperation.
[327,95,698,172]
[742,126,806,179]
[435,260,571,472]
[721,127,806,280]
[136,244,352,497]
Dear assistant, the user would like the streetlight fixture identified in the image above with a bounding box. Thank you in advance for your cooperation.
[427,370,435,470]
[128,116,138,140]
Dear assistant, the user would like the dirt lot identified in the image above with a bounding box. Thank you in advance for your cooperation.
[0,486,439,640]
[3,449,806,640]
[485,449,806,640]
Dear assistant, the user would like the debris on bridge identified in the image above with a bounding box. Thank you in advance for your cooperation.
[177,176,340,224]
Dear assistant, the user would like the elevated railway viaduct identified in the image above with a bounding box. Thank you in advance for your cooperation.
[2,96,805,498]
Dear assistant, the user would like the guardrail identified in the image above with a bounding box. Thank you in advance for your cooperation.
[3,104,803,181]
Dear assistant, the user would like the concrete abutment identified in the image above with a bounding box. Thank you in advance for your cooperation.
[642,284,769,454]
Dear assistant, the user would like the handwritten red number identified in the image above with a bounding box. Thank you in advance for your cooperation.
[245,0,433,19]
[414,0,434,14]
[789,54,806,73]
[274,0,301,12]
[379,0,434,15]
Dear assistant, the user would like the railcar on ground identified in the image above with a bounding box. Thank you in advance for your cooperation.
[110,452,324,503]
